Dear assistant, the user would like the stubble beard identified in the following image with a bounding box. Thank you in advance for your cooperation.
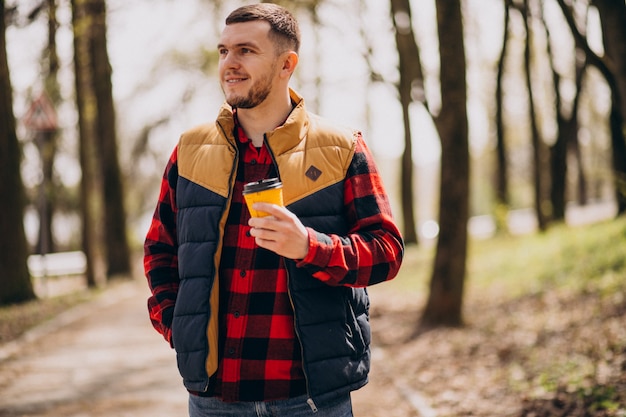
[225,72,274,109]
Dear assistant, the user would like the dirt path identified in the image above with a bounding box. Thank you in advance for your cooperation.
[0,281,188,416]
[0,280,419,417]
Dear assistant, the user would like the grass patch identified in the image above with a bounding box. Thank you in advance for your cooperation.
[391,216,626,299]
[467,218,626,298]
[373,216,626,416]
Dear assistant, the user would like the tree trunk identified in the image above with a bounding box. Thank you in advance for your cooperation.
[593,0,626,121]
[0,0,36,304]
[608,103,626,213]
[556,0,626,215]
[420,0,469,329]
[390,0,424,245]
[87,0,131,278]
[72,0,106,288]
[543,4,566,222]
[521,0,549,230]
[36,130,56,255]
[542,3,586,222]
[549,122,571,221]
[571,125,588,206]
[555,54,585,216]
[592,0,626,214]
[35,0,61,255]
[494,0,511,232]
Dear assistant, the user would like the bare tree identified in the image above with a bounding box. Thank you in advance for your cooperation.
[592,0,626,214]
[521,0,550,231]
[88,0,131,279]
[0,0,37,304]
[71,0,131,284]
[556,0,626,215]
[72,0,106,287]
[420,0,469,329]
[22,0,62,256]
[495,0,512,214]
[389,0,422,245]
[542,2,587,220]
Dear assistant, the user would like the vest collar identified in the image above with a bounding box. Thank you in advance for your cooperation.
[215,89,309,155]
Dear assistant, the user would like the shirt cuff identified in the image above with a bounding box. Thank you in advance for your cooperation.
[296,228,326,267]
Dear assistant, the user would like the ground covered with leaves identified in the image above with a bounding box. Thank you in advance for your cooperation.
[0,288,93,345]
[365,282,626,416]
[2,220,626,416]
[360,218,626,416]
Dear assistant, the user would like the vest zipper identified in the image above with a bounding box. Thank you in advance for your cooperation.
[263,134,281,181]
[285,267,318,413]
[201,121,240,392]
[307,397,319,413]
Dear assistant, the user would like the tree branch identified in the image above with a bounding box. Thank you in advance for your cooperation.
[554,0,616,92]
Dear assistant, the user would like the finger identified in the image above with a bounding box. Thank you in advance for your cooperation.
[248,217,281,234]
[252,203,289,219]
[249,226,277,241]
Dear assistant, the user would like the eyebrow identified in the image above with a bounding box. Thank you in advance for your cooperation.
[217,41,259,50]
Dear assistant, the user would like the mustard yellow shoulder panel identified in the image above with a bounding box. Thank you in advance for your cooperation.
[177,112,358,206]
[272,115,358,206]
[177,123,236,199]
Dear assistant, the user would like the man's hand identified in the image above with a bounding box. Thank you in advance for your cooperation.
[248,203,309,259]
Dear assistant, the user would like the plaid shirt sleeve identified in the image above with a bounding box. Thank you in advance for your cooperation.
[297,134,404,287]
[144,147,179,346]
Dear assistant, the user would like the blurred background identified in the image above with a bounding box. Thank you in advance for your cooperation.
[2,0,624,317]
[2,1,626,415]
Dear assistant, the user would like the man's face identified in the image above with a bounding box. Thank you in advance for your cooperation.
[217,20,280,109]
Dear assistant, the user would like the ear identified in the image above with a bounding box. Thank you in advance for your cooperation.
[280,51,298,78]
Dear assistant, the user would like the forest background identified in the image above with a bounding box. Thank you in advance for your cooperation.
[4,0,622,304]
[1,0,626,415]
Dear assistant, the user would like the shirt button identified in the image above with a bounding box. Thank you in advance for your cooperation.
[250,159,257,165]
[246,229,251,237]
[228,347,235,356]
[233,311,240,318]
[240,270,247,278]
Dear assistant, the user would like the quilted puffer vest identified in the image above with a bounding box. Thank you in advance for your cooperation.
[173,90,370,406]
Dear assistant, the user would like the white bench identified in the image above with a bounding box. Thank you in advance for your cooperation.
[27,251,87,278]
[27,251,88,298]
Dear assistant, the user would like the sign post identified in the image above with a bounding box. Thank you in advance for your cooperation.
[23,93,58,295]
[24,93,58,132]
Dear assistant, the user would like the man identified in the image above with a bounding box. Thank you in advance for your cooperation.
[144,3,404,416]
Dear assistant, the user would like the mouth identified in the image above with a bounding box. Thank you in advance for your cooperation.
[224,75,248,84]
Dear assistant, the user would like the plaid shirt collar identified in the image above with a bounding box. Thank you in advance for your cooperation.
[233,109,274,165]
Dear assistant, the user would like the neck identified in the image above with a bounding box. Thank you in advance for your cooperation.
[236,91,293,147]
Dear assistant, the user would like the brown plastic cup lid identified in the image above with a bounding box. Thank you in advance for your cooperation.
[242,178,282,194]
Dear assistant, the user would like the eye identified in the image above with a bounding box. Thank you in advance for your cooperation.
[218,48,228,56]
[240,48,252,54]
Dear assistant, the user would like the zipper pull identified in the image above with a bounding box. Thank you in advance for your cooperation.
[307,398,318,413]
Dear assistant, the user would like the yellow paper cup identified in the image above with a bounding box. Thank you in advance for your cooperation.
[242,178,284,217]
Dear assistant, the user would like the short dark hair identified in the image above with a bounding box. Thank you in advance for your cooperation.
[225,3,301,54]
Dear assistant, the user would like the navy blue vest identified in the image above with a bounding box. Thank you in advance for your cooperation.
[173,95,370,405]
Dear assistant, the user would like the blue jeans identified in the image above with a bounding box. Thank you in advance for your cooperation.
[188,393,353,417]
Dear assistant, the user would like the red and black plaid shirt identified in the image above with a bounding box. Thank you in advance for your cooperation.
[145,115,403,403]
[212,122,307,401]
